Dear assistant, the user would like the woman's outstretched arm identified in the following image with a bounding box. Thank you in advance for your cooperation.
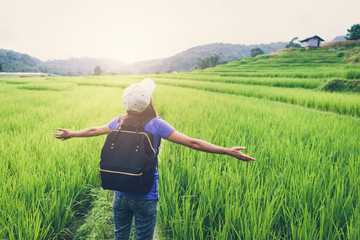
[166,130,256,162]
[53,125,111,141]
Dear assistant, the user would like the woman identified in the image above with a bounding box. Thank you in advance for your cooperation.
[53,78,255,240]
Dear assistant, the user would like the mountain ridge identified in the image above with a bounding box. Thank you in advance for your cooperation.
[126,42,287,74]
[0,42,287,75]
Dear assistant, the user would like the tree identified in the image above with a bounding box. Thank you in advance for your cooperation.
[345,24,360,40]
[209,54,220,67]
[0,62,2,72]
[194,54,220,70]
[250,48,265,57]
[94,65,102,75]
[285,37,302,48]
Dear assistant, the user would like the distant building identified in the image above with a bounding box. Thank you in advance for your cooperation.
[300,35,325,48]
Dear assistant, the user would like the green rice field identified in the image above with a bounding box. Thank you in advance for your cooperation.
[1,47,360,239]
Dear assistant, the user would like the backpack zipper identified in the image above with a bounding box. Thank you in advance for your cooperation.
[99,168,143,176]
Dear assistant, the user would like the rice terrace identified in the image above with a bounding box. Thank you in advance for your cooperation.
[1,41,360,239]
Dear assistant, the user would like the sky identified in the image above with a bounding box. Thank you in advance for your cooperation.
[1,0,359,63]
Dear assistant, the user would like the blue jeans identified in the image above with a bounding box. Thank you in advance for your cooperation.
[113,193,158,240]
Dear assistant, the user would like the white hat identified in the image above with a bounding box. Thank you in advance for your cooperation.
[122,78,156,113]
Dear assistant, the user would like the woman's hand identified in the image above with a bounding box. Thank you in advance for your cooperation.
[53,125,111,140]
[53,128,72,141]
[228,147,256,162]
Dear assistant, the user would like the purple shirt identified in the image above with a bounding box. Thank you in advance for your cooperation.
[108,115,175,200]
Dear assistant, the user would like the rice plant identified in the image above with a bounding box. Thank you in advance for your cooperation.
[1,46,359,240]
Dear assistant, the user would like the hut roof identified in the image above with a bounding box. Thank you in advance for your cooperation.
[300,35,325,43]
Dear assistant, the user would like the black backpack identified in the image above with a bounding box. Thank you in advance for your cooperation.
[99,120,159,194]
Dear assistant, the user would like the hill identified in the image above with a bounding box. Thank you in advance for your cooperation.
[41,58,126,75]
[332,35,346,41]
[126,42,287,74]
[0,42,286,75]
[0,49,125,75]
[0,49,41,72]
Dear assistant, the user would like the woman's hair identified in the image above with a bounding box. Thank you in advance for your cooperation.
[117,99,158,128]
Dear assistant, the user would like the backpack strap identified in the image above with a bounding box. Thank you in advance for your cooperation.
[121,117,160,157]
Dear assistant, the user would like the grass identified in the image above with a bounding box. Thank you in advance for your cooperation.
[73,189,114,240]
[0,84,123,239]
[156,85,360,239]
[152,78,360,117]
[152,73,326,89]
[1,44,360,239]
[321,79,360,93]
